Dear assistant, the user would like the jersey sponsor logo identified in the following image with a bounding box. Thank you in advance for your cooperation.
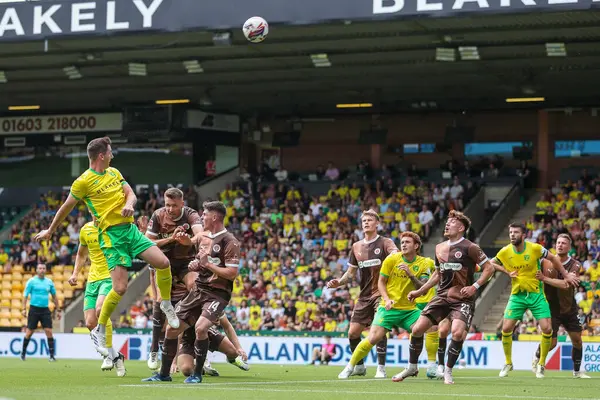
[358,259,382,268]
[208,256,221,265]
[374,248,381,255]
[212,244,221,253]
[440,262,463,271]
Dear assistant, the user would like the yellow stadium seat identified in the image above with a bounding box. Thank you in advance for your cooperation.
[23,274,32,281]
[2,274,11,281]
[53,265,64,273]
[12,272,23,281]
[11,299,22,308]
[76,280,85,290]
[11,281,23,291]
[1,281,10,290]
[64,265,74,273]
[1,299,9,307]
[10,318,22,327]
[12,265,23,273]
[0,309,9,319]
[0,318,10,327]
[54,281,64,291]
[63,289,74,299]
[10,309,21,319]
[1,289,10,299]
[55,292,65,301]
[11,290,21,300]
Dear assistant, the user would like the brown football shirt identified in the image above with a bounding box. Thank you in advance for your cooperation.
[348,235,398,300]
[435,237,489,301]
[544,256,581,315]
[193,229,241,300]
[146,206,202,264]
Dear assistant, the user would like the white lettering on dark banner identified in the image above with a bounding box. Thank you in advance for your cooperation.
[373,0,598,13]
[0,0,164,38]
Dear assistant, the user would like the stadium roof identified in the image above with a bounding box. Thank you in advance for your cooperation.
[2,9,600,116]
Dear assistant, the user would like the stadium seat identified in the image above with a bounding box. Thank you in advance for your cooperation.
[1,289,10,298]
[1,299,9,307]
[53,265,64,274]
[54,281,64,291]
[0,318,10,326]
[12,272,23,281]
[63,289,73,299]
[11,281,23,291]
[11,299,22,308]
[1,274,10,281]
[10,309,21,319]
[23,274,32,282]
[12,265,23,273]
[10,318,21,327]
[1,281,11,290]
[11,290,21,300]
[0,309,9,319]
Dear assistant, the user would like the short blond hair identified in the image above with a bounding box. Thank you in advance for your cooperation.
[361,209,380,221]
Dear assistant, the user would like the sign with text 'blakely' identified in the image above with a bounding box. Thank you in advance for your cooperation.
[0,0,598,42]
[0,113,122,135]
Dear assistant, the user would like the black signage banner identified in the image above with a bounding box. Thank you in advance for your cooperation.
[0,0,598,42]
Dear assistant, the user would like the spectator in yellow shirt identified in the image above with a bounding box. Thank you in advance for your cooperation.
[249,311,262,331]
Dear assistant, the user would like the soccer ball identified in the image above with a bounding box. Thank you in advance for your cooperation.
[243,16,269,43]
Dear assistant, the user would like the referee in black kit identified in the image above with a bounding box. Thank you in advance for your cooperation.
[21,264,61,361]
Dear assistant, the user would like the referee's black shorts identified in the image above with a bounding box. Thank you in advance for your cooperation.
[27,306,52,330]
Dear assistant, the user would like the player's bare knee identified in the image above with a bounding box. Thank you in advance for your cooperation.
[85,318,97,331]
[154,254,170,270]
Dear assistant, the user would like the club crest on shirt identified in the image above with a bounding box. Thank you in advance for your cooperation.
[212,244,221,253]
[374,248,381,255]
[454,251,462,259]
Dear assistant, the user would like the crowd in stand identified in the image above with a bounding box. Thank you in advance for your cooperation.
[519,168,600,336]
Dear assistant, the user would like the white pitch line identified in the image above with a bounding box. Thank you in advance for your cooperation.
[118,386,600,400]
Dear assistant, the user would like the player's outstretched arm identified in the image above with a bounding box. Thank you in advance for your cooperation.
[546,252,580,287]
[327,265,357,288]
[69,244,89,286]
[535,270,568,289]
[220,315,246,359]
[34,195,78,241]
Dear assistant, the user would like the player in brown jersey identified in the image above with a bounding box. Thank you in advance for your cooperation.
[143,188,204,370]
[393,210,494,385]
[533,234,591,378]
[327,209,398,378]
[142,200,241,384]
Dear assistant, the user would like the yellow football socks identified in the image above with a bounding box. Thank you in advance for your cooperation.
[501,331,513,365]
[425,331,440,363]
[539,332,553,365]
[350,339,374,366]
[98,289,122,326]
[155,267,173,301]
[105,318,113,348]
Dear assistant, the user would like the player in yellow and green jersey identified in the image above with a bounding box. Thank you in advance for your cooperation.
[492,222,579,379]
[69,220,125,377]
[338,231,434,379]
[35,137,179,361]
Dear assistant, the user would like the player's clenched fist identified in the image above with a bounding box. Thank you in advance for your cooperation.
[326,279,341,289]
[34,229,52,242]
[121,204,135,217]
[407,289,422,302]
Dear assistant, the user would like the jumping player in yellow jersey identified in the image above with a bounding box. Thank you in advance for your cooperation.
[338,231,434,379]
[35,137,178,360]
[69,220,125,377]
[493,222,579,379]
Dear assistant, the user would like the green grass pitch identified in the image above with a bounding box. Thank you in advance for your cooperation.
[0,359,597,400]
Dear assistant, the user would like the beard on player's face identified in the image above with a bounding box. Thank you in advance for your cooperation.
[510,236,522,245]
